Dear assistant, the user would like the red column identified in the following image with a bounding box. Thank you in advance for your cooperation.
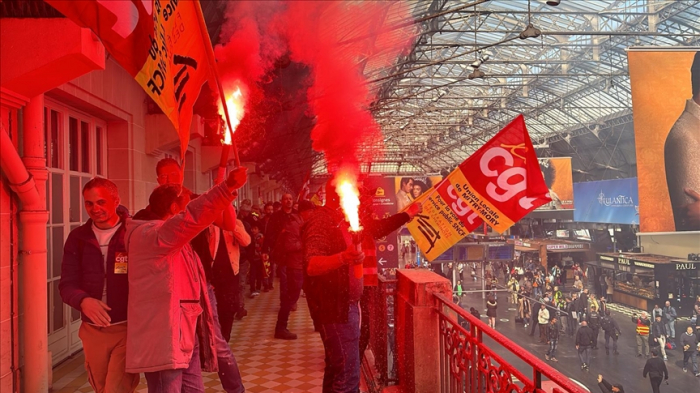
[20,94,50,392]
[395,270,451,392]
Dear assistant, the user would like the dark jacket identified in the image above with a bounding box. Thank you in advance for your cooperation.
[265,210,304,269]
[642,357,668,380]
[548,323,559,341]
[486,299,498,318]
[59,209,130,324]
[576,325,595,347]
[598,378,625,393]
[651,320,667,339]
[302,206,354,325]
[587,311,601,330]
[681,332,699,352]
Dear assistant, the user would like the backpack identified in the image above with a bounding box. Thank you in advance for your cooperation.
[601,316,613,332]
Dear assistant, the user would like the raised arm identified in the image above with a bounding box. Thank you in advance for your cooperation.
[157,168,247,249]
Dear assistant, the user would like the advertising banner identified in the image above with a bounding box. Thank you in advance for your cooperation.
[365,176,400,270]
[537,157,574,210]
[393,176,442,212]
[47,0,213,157]
[405,115,551,261]
[573,178,639,225]
[628,49,700,232]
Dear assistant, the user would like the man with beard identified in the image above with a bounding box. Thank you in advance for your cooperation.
[265,193,305,340]
[302,182,366,392]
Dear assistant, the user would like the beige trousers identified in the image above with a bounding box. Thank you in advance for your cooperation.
[79,322,140,393]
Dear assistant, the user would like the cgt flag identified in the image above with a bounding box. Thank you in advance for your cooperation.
[408,114,551,261]
[46,0,212,157]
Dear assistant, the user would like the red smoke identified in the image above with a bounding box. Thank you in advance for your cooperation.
[215,1,415,178]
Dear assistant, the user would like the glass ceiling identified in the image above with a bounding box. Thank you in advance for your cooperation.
[351,0,700,176]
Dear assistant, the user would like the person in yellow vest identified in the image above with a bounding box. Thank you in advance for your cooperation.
[632,311,651,358]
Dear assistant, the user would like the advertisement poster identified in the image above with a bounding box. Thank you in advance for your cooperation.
[393,176,443,212]
[537,157,574,210]
[573,178,639,225]
[364,176,400,270]
[629,49,700,232]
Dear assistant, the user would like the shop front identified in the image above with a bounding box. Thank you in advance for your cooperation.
[592,253,700,315]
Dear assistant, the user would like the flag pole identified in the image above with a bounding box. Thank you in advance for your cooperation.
[194,0,241,181]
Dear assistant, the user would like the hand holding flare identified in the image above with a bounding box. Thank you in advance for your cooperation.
[336,174,364,278]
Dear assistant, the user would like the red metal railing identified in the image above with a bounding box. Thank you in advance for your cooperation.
[435,293,589,393]
[366,275,398,386]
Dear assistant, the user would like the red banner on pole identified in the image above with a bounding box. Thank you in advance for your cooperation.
[46,0,213,158]
[407,114,551,261]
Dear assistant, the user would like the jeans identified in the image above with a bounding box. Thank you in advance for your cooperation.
[577,346,590,365]
[276,267,304,332]
[249,259,264,292]
[566,316,576,336]
[278,265,288,302]
[666,320,676,338]
[539,324,548,342]
[238,260,250,309]
[320,303,361,393]
[591,327,599,348]
[604,332,618,352]
[145,340,205,393]
[207,284,245,393]
[636,334,650,356]
[546,340,558,358]
[650,377,662,393]
[683,350,698,373]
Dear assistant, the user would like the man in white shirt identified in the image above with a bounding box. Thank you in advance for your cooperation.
[59,178,139,393]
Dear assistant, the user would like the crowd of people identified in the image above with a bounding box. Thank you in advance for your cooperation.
[58,158,426,393]
[451,255,700,392]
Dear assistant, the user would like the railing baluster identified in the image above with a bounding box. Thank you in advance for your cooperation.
[433,293,588,393]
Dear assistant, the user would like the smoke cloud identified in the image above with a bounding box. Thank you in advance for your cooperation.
[214,0,415,179]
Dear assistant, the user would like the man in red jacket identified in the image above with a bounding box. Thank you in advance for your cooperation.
[59,178,139,393]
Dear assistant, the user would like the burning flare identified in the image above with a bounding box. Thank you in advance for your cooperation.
[336,175,361,232]
[220,86,244,145]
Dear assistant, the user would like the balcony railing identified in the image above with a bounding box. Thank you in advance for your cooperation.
[368,269,589,393]
[435,293,588,393]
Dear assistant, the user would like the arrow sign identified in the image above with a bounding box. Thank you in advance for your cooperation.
[378,258,387,266]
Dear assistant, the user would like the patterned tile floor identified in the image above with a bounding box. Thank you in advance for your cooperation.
[51,284,326,393]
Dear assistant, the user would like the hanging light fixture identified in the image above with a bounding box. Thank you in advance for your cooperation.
[546,0,561,6]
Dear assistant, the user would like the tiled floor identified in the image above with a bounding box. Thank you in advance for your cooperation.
[51,284,326,392]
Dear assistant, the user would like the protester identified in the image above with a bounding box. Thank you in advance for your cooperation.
[632,311,651,358]
[537,303,550,343]
[587,305,601,349]
[302,183,366,392]
[261,194,304,339]
[248,222,265,297]
[576,320,594,370]
[266,193,305,340]
[663,300,678,340]
[59,178,139,393]
[601,309,621,355]
[486,295,498,329]
[126,167,247,392]
[211,219,251,341]
[143,158,245,393]
[597,374,625,393]
[681,326,699,376]
[357,189,422,358]
[643,349,669,393]
[651,314,669,361]
[545,317,559,362]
